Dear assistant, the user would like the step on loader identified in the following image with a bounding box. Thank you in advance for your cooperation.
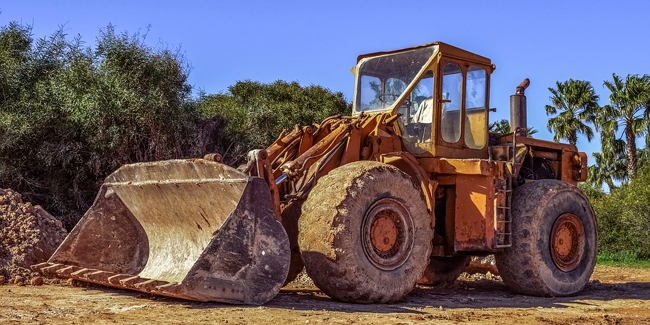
[34,42,596,305]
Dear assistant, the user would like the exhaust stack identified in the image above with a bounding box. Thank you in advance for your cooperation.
[510,78,530,136]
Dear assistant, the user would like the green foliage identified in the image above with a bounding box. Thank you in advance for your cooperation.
[597,73,650,178]
[197,80,350,164]
[589,166,650,259]
[580,74,650,192]
[0,22,201,228]
[0,21,352,228]
[597,251,650,268]
[488,119,537,137]
[545,79,599,146]
[587,151,627,192]
[578,182,605,201]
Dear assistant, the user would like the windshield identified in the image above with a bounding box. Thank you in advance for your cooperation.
[354,45,438,113]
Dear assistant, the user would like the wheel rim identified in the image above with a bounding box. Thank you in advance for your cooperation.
[550,213,585,272]
[361,198,414,271]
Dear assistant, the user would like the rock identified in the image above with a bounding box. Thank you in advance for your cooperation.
[13,275,25,285]
[31,276,44,286]
[465,255,499,275]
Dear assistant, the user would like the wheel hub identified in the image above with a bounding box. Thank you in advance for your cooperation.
[361,198,414,271]
[550,213,585,272]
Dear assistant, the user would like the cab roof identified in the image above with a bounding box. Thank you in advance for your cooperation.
[356,41,493,69]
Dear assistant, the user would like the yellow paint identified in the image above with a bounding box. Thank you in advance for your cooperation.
[465,109,487,149]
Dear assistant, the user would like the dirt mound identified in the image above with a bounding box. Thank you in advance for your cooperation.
[290,269,315,288]
[0,189,68,284]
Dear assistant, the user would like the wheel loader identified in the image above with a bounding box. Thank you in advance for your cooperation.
[33,42,596,305]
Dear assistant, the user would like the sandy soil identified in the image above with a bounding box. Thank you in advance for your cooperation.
[0,265,648,325]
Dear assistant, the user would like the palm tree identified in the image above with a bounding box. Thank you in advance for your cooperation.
[587,151,627,192]
[599,73,650,178]
[489,119,538,137]
[637,148,650,171]
[545,79,599,146]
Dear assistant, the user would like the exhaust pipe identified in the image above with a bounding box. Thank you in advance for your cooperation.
[510,78,530,136]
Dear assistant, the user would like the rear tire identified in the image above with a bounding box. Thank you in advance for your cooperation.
[495,180,597,296]
[298,161,433,303]
[418,256,470,286]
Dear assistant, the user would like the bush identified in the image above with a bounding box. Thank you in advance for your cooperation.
[586,166,650,259]
[0,22,201,228]
[0,22,352,229]
[197,80,350,165]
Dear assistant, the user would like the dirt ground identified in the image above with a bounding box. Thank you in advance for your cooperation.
[0,265,648,325]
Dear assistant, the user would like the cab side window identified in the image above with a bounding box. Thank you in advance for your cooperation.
[441,63,462,143]
[464,66,487,149]
[408,72,434,142]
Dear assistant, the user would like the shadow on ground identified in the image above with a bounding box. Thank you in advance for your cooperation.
[72,274,650,315]
[178,278,650,314]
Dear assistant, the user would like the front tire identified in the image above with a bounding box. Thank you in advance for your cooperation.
[298,161,433,303]
[495,179,597,296]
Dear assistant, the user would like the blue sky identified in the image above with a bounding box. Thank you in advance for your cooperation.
[2,0,650,158]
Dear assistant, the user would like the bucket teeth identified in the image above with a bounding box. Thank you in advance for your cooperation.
[70,268,90,276]
[32,262,63,274]
[31,262,52,271]
[134,279,169,290]
[32,262,185,296]
[107,274,132,285]
[84,271,111,281]
[119,276,143,288]
[55,265,77,274]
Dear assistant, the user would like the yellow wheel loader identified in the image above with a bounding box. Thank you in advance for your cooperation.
[34,42,595,305]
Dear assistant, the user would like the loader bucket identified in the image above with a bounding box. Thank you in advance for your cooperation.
[32,159,290,305]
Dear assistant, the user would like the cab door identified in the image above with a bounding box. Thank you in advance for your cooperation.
[433,59,490,159]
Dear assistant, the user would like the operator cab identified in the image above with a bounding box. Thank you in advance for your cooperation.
[352,42,495,159]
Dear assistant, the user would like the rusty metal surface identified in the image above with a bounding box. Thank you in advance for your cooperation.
[499,134,577,152]
[361,198,414,271]
[531,150,559,161]
[510,79,530,137]
[577,152,588,182]
[379,152,437,224]
[422,157,496,176]
[560,151,582,185]
[453,174,497,251]
[282,122,350,176]
[266,126,304,162]
[550,213,585,272]
[35,159,290,305]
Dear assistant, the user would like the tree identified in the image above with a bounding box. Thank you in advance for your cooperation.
[587,151,627,192]
[0,21,353,228]
[0,22,201,228]
[591,165,650,259]
[637,148,650,171]
[488,119,538,137]
[197,80,350,165]
[599,73,650,178]
[545,79,599,146]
